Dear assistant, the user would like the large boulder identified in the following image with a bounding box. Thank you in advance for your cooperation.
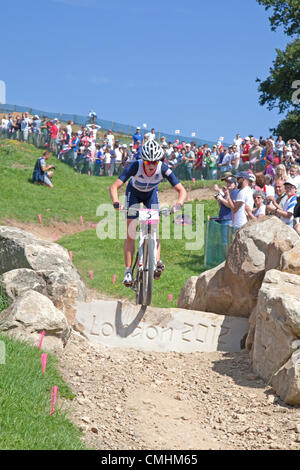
[272,345,300,405]
[0,269,47,299]
[280,240,300,276]
[248,270,300,403]
[0,290,70,352]
[177,276,198,310]
[0,226,86,325]
[179,217,299,317]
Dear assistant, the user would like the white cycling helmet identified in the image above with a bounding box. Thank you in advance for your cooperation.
[141,139,163,162]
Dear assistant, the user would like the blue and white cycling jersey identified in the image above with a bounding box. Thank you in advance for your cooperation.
[118,160,179,192]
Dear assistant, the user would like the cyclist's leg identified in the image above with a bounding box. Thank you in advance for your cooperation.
[144,189,164,278]
[123,184,140,285]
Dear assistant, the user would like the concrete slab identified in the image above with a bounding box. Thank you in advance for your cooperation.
[76,300,249,353]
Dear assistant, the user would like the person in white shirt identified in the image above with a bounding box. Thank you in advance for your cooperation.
[228,171,254,228]
[149,128,156,141]
[21,112,32,142]
[233,134,243,152]
[66,120,73,145]
[86,123,101,143]
[248,190,266,220]
[106,129,115,147]
[114,141,122,175]
[288,165,300,196]
[1,115,9,136]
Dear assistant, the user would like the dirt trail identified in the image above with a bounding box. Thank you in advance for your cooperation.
[58,327,300,451]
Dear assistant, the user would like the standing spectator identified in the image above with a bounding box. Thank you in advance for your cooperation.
[1,115,9,137]
[106,129,115,148]
[149,128,156,140]
[264,156,276,183]
[185,143,195,180]
[114,141,122,175]
[288,165,300,195]
[275,136,285,161]
[132,126,143,147]
[231,144,240,173]
[205,149,217,180]
[32,115,41,147]
[240,137,251,163]
[66,120,73,145]
[214,175,239,254]
[49,119,59,152]
[86,123,101,143]
[233,133,243,152]
[88,110,97,124]
[248,139,262,169]
[21,112,31,142]
[275,164,288,182]
[103,145,111,176]
[229,171,254,229]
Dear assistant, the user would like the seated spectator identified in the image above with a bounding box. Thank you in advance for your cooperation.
[32,151,55,188]
[249,190,266,220]
[268,178,297,227]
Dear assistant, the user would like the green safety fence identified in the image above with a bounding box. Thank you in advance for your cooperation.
[203,217,237,267]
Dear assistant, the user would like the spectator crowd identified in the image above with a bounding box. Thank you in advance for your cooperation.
[1,112,300,235]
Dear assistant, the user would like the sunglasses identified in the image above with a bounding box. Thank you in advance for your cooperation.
[144,161,159,166]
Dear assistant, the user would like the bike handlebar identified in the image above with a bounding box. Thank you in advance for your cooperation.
[119,207,177,216]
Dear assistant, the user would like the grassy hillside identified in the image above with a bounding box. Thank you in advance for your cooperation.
[0,139,219,307]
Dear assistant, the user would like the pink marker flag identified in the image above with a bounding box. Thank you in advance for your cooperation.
[53,232,57,242]
[38,214,42,224]
[80,216,83,225]
[38,331,46,350]
[192,178,196,184]
[50,386,58,416]
[69,250,73,262]
[89,270,94,279]
[168,294,173,302]
[41,353,48,375]
[113,274,117,285]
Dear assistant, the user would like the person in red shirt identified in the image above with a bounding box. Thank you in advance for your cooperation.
[50,119,59,152]
[241,137,251,163]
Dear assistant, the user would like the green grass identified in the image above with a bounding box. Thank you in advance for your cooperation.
[0,139,219,307]
[0,139,114,224]
[0,295,86,450]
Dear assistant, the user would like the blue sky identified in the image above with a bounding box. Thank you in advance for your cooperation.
[1,0,289,143]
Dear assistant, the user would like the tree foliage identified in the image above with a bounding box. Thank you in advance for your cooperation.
[257,0,300,139]
[257,0,300,36]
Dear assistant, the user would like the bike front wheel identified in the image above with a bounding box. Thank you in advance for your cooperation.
[142,236,155,306]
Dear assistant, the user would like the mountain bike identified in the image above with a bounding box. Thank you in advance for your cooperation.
[121,207,174,306]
